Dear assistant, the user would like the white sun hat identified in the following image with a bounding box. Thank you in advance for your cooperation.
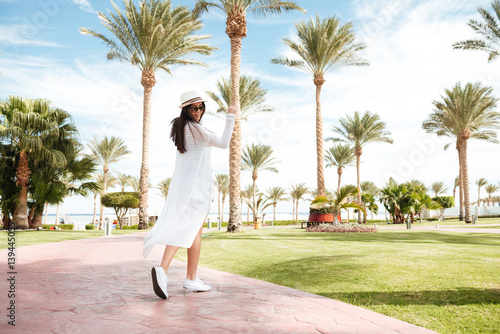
[178,91,207,108]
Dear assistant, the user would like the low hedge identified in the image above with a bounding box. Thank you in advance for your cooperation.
[41,224,74,230]
[307,224,377,233]
[85,224,95,230]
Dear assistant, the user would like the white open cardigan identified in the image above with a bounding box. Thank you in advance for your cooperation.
[143,113,236,258]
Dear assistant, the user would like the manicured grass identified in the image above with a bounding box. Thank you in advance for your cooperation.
[0,228,144,249]
[442,225,500,229]
[174,228,500,334]
[365,217,500,226]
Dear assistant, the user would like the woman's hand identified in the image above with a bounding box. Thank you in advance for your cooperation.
[228,105,238,115]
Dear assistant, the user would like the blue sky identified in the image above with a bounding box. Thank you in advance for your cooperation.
[1,0,499,217]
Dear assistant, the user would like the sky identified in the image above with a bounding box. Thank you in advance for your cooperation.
[1,0,499,216]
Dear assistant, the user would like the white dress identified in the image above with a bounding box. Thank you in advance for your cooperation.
[143,113,236,258]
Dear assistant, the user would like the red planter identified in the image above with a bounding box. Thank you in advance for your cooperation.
[308,213,334,223]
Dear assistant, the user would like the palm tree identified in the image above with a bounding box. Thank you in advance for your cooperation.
[325,144,355,193]
[265,186,288,224]
[117,173,134,192]
[453,176,460,204]
[241,184,253,223]
[453,0,500,62]
[0,97,69,229]
[360,181,379,196]
[214,174,229,222]
[328,111,393,223]
[311,185,366,223]
[91,172,117,228]
[289,183,309,221]
[157,177,172,199]
[422,82,500,223]
[194,0,304,233]
[485,184,499,206]
[429,181,449,197]
[81,0,215,230]
[241,143,279,221]
[87,137,130,229]
[206,75,274,120]
[271,15,367,197]
[476,178,488,207]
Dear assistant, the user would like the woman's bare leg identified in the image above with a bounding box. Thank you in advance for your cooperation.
[160,245,180,275]
[186,225,203,280]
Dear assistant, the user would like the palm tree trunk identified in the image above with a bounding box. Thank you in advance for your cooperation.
[44,202,48,225]
[93,193,97,225]
[252,174,257,221]
[292,198,295,221]
[99,167,108,230]
[478,187,481,208]
[227,35,243,233]
[13,150,30,229]
[458,147,464,220]
[221,197,225,224]
[337,168,342,194]
[461,139,472,223]
[314,79,325,197]
[138,69,155,230]
[218,189,221,221]
[296,199,299,220]
[273,204,276,223]
[355,149,362,224]
[55,203,60,225]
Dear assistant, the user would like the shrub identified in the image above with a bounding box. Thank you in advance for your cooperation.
[122,225,138,230]
[306,224,377,233]
[41,224,74,230]
[85,224,95,230]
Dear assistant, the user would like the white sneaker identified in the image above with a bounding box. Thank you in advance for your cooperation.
[183,277,211,292]
[151,267,168,299]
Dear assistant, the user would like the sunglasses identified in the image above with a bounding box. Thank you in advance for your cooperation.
[189,105,205,112]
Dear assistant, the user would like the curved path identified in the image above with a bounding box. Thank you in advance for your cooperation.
[0,232,437,333]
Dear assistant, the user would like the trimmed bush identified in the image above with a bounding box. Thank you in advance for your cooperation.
[41,224,74,230]
[85,224,95,230]
[307,224,377,233]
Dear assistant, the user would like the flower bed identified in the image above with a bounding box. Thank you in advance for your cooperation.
[306,224,377,233]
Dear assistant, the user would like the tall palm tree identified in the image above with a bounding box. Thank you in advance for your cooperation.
[289,183,309,221]
[476,178,488,207]
[360,181,379,196]
[220,175,230,223]
[422,82,500,223]
[271,15,368,197]
[328,111,393,223]
[117,173,134,192]
[241,184,253,223]
[157,177,172,200]
[214,174,229,222]
[81,0,215,230]
[206,75,274,120]
[91,172,113,226]
[0,97,69,229]
[453,0,500,62]
[265,186,288,223]
[87,136,130,229]
[194,0,304,233]
[485,184,499,206]
[429,181,449,197]
[325,144,355,193]
[452,176,460,204]
[241,143,279,220]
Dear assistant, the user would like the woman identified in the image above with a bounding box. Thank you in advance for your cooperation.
[143,91,236,299]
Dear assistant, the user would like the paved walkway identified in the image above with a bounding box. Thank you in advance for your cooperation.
[1,232,437,333]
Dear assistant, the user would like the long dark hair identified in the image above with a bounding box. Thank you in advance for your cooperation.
[170,102,205,153]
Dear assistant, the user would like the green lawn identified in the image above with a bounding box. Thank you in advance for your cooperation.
[174,228,500,334]
[364,217,500,226]
[0,229,143,248]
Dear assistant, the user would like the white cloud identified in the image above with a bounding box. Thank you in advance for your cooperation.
[0,25,62,47]
[72,0,93,13]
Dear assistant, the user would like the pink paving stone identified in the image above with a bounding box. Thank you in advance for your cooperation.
[0,231,438,333]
